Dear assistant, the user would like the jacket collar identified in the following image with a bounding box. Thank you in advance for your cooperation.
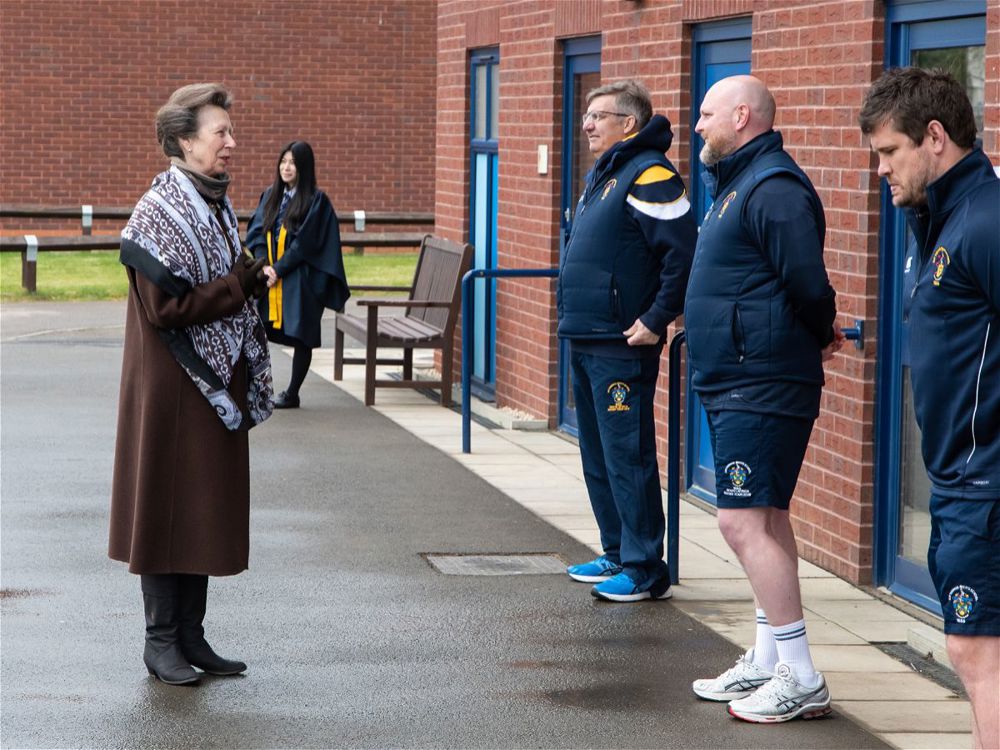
[905,148,996,255]
[703,130,783,200]
[589,115,675,185]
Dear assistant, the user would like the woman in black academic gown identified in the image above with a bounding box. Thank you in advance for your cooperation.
[247,141,349,408]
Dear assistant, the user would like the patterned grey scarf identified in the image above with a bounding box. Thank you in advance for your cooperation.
[120,166,273,430]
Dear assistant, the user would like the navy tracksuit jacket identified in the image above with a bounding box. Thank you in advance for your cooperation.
[684,131,836,416]
[903,148,1000,500]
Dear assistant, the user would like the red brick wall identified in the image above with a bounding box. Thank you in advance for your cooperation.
[436,0,1000,584]
[0,0,436,216]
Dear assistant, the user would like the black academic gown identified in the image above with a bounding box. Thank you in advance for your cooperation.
[246,189,350,348]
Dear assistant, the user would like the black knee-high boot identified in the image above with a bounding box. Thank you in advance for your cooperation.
[140,574,200,686]
[177,575,247,676]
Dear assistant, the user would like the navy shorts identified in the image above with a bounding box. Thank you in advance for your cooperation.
[928,495,1000,636]
[705,410,814,510]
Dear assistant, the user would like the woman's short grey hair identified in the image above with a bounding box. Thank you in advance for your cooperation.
[155,83,233,159]
[586,79,653,129]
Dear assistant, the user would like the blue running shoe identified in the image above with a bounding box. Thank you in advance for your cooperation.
[591,571,672,602]
[566,555,622,583]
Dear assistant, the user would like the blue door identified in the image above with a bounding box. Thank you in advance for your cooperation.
[470,49,499,400]
[686,18,751,503]
[874,2,986,612]
[557,36,601,435]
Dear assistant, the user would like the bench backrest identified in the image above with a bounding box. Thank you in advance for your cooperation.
[408,235,473,333]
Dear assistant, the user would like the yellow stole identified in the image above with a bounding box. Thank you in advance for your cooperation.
[265,225,287,328]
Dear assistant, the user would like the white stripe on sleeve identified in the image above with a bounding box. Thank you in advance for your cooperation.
[626,192,691,221]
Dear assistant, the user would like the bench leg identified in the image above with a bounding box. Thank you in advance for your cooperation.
[365,306,378,406]
[334,326,344,381]
[440,346,453,408]
[403,348,413,380]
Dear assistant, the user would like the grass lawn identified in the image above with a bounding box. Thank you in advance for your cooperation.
[0,250,418,302]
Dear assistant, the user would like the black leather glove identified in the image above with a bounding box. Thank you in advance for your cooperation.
[233,257,266,300]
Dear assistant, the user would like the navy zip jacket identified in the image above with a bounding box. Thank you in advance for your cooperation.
[684,131,836,394]
[903,148,1000,500]
[557,115,697,349]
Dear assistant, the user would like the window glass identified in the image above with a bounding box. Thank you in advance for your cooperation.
[911,46,985,135]
[489,66,499,139]
[474,64,487,140]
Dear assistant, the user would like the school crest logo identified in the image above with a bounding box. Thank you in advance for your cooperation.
[607,381,630,412]
[722,461,752,497]
[718,191,738,218]
[601,178,618,200]
[947,585,978,623]
[932,246,950,286]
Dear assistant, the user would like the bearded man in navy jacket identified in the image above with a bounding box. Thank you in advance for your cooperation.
[861,67,1000,750]
[685,76,844,724]
[558,79,696,603]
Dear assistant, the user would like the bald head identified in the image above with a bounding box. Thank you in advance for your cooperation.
[696,75,776,165]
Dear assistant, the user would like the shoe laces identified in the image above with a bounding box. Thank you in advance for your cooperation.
[752,670,797,703]
[715,653,754,683]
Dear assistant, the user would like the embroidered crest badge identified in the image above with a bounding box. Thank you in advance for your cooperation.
[722,461,752,497]
[718,191,738,218]
[607,381,630,412]
[601,178,618,200]
[947,585,978,623]
[932,246,950,286]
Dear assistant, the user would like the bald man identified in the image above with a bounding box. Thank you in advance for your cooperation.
[685,75,843,723]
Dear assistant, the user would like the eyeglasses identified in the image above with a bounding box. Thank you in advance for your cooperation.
[582,110,631,126]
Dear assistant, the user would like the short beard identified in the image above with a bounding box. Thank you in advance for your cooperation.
[700,132,737,166]
[894,152,935,208]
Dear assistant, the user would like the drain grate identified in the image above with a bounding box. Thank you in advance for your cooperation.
[424,554,566,576]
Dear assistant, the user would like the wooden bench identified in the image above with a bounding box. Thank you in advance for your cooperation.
[333,234,473,406]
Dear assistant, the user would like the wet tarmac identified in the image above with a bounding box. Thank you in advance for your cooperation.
[0,302,888,749]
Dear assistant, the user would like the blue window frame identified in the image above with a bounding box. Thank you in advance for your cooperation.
[470,48,499,399]
[686,18,751,504]
[874,0,986,613]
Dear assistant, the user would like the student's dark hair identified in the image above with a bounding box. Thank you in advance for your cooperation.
[262,141,317,234]
[155,83,233,159]
[859,66,977,148]
[586,79,654,129]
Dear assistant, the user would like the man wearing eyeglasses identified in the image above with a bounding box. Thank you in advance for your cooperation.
[558,79,697,603]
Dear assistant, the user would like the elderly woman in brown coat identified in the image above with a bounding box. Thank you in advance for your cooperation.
[109,83,272,686]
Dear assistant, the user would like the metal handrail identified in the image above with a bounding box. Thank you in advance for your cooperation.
[460,267,558,453]
[666,330,686,586]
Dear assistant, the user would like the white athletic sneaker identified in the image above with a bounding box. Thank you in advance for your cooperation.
[727,662,832,723]
[691,649,774,701]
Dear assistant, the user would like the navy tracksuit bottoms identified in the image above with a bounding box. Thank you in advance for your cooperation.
[571,348,668,583]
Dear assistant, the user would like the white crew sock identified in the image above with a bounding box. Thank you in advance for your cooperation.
[772,618,819,687]
[752,608,778,672]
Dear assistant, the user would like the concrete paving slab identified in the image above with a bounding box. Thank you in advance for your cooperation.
[804,598,921,624]
[687,606,870,647]
[834,700,971,733]
[801,576,881,601]
[880,732,971,749]
[824,671,960,701]
[840,619,920,644]
[674,542,746,579]
[670,578,755,602]
[810,645,915,673]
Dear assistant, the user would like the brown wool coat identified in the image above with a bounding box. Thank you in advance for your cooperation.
[109,267,253,576]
